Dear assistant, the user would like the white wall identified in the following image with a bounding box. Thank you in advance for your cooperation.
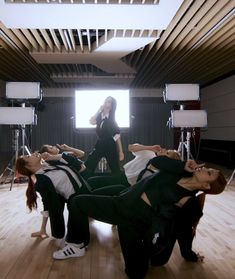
[201,75,235,141]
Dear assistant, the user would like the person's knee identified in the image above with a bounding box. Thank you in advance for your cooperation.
[71,195,89,208]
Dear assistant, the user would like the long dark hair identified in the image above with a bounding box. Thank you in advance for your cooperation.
[15,157,38,211]
[107,96,117,121]
[39,144,49,154]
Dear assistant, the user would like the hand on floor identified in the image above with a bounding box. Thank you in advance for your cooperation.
[31,231,49,239]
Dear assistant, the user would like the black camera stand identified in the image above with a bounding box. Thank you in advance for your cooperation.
[0,126,31,190]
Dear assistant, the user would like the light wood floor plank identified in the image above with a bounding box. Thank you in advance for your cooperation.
[0,181,235,279]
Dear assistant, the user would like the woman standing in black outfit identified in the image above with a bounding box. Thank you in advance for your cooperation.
[85,96,124,175]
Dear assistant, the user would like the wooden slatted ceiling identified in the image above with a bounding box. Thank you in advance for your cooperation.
[5,0,160,4]
[1,28,157,52]
[131,0,235,87]
[0,0,234,88]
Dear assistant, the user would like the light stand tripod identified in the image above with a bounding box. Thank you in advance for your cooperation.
[0,129,19,188]
[0,125,31,190]
[21,124,31,156]
[227,169,235,185]
[1,83,40,189]
[177,128,193,161]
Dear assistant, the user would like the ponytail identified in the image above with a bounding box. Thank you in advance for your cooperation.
[26,176,38,211]
[15,157,38,211]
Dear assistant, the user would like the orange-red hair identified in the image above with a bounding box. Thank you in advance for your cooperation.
[205,171,227,195]
[15,157,38,211]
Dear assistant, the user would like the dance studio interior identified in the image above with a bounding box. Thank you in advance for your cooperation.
[0,1,234,278]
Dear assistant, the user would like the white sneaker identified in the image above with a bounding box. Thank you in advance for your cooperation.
[53,243,85,260]
[64,241,87,249]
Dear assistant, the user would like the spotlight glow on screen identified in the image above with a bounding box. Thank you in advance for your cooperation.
[75,90,130,128]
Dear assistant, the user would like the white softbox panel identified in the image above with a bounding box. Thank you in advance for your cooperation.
[164,84,200,101]
[0,107,35,125]
[6,82,40,99]
[171,110,207,128]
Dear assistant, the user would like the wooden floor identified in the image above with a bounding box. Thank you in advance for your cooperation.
[0,179,235,279]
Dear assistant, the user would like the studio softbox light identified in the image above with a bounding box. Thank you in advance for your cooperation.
[6,82,40,99]
[0,107,35,125]
[171,110,207,128]
[164,84,200,101]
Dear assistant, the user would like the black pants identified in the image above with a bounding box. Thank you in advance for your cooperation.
[150,196,202,266]
[49,185,126,240]
[87,172,130,190]
[85,138,121,174]
[67,194,154,279]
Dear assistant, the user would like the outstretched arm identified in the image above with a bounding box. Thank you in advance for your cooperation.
[56,144,85,158]
[31,213,49,239]
[89,105,103,125]
[116,137,124,161]
[149,156,204,174]
[128,143,161,153]
[41,152,84,171]
[149,156,186,174]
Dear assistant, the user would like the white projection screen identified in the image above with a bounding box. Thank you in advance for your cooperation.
[75,90,130,128]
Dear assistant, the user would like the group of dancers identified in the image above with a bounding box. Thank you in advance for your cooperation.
[15,96,227,279]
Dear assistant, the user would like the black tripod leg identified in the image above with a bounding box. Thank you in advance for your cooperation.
[9,174,15,191]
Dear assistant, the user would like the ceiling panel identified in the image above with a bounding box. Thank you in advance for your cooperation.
[0,0,234,89]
